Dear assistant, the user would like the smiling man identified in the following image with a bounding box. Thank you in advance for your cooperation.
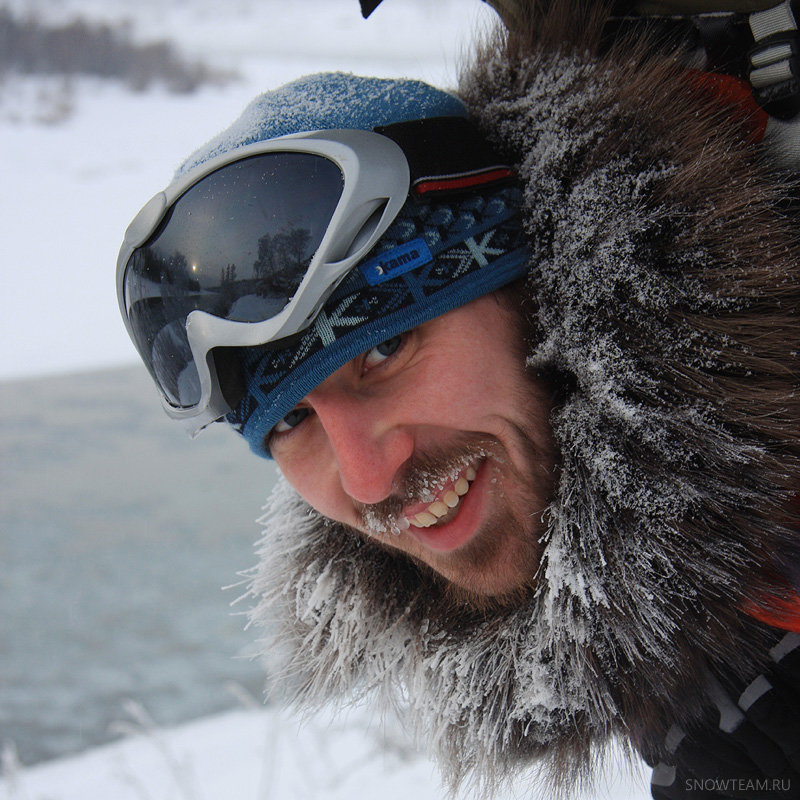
[117,0,800,796]
[118,68,563,607]
[268,294,557,600]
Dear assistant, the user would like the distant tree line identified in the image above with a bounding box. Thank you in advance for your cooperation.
[0,7,235,92]
[128,224,313,322]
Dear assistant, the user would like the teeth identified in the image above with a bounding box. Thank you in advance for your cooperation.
[406,462,481,529]
[443,490,459,508]
[428,501,449,518]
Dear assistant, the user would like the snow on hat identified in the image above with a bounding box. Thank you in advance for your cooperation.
[191,73,530,457]
[178,72,469,175]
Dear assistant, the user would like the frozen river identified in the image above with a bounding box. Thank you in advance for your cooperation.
[0,366,277,765]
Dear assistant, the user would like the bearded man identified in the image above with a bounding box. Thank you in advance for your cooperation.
[117,0,800,796]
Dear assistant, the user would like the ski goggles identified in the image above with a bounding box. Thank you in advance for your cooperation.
[117,119,516,436]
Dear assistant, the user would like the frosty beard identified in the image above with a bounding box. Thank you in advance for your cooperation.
[352,432,554,613]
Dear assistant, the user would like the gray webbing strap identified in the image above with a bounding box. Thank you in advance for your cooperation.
[748,0,800,117]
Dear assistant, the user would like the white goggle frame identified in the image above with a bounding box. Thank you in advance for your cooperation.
[116,129,410,436]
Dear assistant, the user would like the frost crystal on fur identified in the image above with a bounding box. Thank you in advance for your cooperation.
[245,2,800,795]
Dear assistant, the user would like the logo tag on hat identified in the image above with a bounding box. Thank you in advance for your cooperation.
[359,237,432,286]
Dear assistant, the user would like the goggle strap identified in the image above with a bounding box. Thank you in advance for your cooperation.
[374,116,516,196]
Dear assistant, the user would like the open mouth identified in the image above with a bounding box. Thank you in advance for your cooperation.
[398,459,488,552]
[401,462,478,530]
[357,452,491,552]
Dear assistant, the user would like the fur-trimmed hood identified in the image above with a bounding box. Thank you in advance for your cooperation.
[245,2,800,794]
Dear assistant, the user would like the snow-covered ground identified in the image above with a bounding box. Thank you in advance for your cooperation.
[0,2,655,797]
[1,703,653,800]
[2,705,450,800]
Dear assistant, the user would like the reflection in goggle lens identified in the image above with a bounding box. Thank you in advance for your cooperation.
[123,152,344,407]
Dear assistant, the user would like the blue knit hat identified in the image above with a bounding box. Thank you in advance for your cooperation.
[183,73,530,457]
[178,72,469,176]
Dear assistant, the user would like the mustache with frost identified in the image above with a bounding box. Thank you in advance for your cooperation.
[355,434,503,537]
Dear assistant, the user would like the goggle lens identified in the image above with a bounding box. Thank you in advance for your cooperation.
[123,152,344,408]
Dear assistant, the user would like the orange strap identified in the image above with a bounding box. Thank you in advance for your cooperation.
[685,70,770,144]
[744,589,800,634]
[743,493,800,632]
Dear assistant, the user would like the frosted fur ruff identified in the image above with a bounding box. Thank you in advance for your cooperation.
[245,2,800,794]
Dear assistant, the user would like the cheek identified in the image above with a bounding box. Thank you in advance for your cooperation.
[417,354,520,429]
[274,439,349,522]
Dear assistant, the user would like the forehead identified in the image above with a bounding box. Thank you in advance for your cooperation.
[420,293,522,347]
[419,290,527,370]
[328,293,526,387]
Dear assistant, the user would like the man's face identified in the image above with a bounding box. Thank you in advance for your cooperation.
[267,294,557,601]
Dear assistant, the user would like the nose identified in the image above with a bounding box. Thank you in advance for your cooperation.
[309,386,413,505]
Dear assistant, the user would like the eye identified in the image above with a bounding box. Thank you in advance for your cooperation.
[363,334,403,369]
[273,405,311,434]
